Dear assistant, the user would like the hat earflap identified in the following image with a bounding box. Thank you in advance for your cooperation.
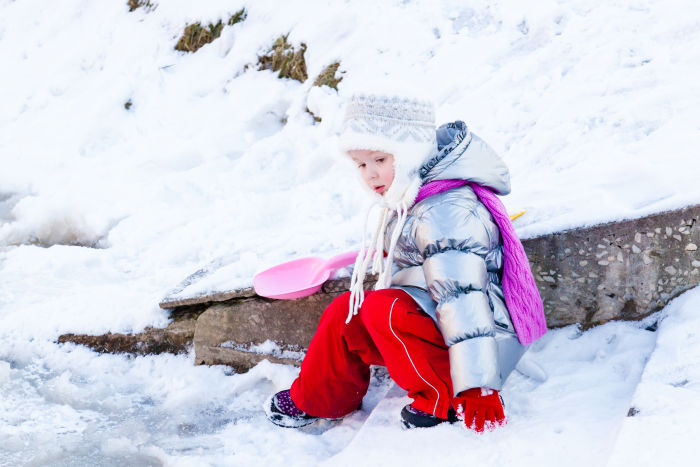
[339,131,434,208]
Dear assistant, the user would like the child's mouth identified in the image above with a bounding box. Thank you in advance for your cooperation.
[374,185,385,194]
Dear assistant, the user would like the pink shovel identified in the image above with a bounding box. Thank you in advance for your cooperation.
[253,250,359,299]
[253,211,526,300]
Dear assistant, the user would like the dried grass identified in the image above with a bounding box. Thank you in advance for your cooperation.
[306,107,322,123]
[127,0,154,12]
[257,35,308,82]
[175,22,222,53]
[228,8,247,26]
[313,62,342,90]
[174,8,247,53]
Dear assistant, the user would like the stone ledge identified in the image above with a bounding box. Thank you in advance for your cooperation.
[525,204,700,328]
[159,288,256,309]
[61,204,700,372]
[193,204,699,371]
[57,306,203,355]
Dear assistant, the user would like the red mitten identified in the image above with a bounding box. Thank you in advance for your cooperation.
[452,387,506,432]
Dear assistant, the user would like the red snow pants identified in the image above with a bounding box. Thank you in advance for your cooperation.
[290,289,454,420]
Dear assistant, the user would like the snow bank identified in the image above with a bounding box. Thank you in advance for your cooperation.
[329,319,657,466]
[0,194,115,248]
[2,0,700,341]
[608,286,700,466]
[1,0,700,464]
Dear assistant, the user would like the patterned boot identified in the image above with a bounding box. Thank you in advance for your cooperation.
[264,389,321,428]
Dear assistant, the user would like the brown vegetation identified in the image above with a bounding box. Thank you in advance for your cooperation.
[174,8,247,53]
[175,22,223,53]
[127,0,154,12]
[257,35,308,82]
[313,62,342,89]
[228,8,247,26]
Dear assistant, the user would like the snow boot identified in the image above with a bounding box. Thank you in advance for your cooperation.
[265,389,321,428]
[400,404,459,429]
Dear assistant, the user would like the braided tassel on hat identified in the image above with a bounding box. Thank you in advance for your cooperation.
[339,88,436,323]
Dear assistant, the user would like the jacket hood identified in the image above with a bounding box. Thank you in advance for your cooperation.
[419,121,511,195]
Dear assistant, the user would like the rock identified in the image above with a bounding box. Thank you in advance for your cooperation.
[158,254,258,309]
[65,204,700,372]
[521,204,699,328]
[193,275,377,370]
[194,204,699,370]
[57,307,201,355]
[195,294,333,370]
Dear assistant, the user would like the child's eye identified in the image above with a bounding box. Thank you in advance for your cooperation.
[376,158,385,163]
[357,163,366,168]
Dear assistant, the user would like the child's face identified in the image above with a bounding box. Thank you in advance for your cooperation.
[348,149,395,196]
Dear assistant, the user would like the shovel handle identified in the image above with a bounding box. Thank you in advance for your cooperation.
[510,210,526,222]
[324,250,360,272]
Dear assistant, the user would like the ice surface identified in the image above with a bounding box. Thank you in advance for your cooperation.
[0,339,392,466]
[0,314,664,466]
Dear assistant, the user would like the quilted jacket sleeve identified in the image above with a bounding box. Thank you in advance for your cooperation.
[414,197,502,394]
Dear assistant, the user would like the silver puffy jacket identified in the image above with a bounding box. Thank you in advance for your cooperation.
[386,121,525,394]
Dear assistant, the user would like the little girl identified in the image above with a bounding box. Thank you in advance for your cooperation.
[265,89,547,430]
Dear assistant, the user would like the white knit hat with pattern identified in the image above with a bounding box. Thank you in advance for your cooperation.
[339,91,436,207]
[338,88,437,323]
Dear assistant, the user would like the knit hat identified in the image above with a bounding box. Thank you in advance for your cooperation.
[339,91,437,207]
[338,89,437,323]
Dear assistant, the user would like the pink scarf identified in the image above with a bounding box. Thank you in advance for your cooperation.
[414,180,547,345]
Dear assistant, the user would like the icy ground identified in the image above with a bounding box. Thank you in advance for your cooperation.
[1,0,700,465]
[3,288,700,466]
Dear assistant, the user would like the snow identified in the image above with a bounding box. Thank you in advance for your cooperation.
[0,314,662,466]
[0,361,9,384]
[330,320,657,466]
[220,339,306,362]
[608,286,700,466]
[1,0,699,465]
[163,253,250,303]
